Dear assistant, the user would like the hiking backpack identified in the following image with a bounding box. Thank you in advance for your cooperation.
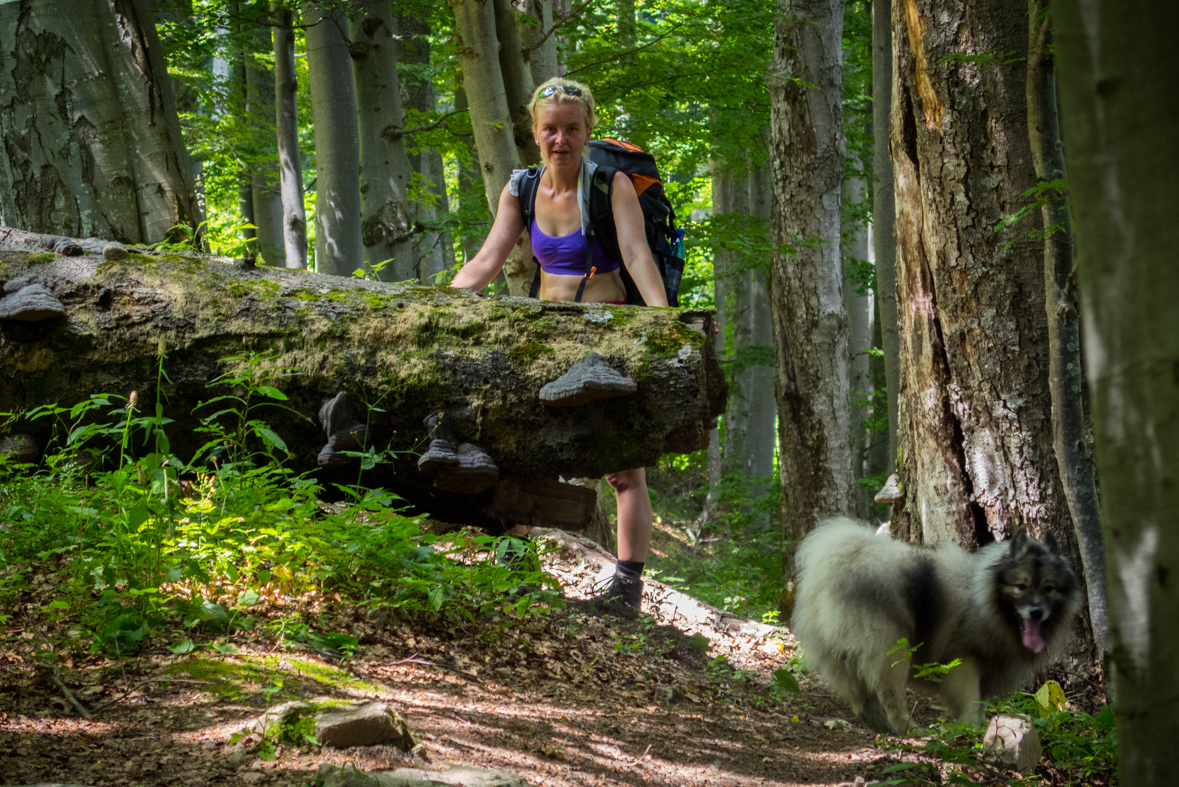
[517,138,686,307]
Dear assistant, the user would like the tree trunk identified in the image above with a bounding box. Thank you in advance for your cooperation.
[449,0,533,296]
[768,0,852,576]
[394,15,456,283]
[245,12,284,267]
[518,0,560,87]
[350,3,415,282]
[1026,0,1107,660]
[707,165,732,523]
[273,6,308,270]
[842,174,872,515]
[0,0,200,242]
[230,3,257,254]
[744,155,776,492]
[888,0,1076,562]
[493,0,541,166]
[616,0,637,48]
[1054,1,1179,782]
[0,228,725,531]
[872,0,899,476]
[303,3,363,277]
[719,168,749,480]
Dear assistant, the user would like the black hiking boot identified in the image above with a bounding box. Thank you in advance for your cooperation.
[588,570,644,616]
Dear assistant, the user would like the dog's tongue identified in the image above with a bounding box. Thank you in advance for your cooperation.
[1022,618,1046,653]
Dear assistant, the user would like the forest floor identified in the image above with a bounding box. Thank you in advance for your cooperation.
[0,523,1028,787]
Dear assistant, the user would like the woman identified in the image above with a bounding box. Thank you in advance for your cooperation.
[451,77,666,610]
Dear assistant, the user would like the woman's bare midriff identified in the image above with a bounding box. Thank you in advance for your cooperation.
[538,267,627,303]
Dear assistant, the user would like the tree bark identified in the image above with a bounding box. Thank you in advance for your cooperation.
[493,0,541,165]
[273,6,308,270]
[518,0,560,87]
[1054,1,1179,782]
[888,0,1077,568]
[303,3,363,277]
[768,0,853,575]
[394,15,456,284]
[744,155,776,492]
[1026,0,1107,660]
[350,3,415,282]
[449,0,533,296]
[0,228,725,531]
[872,0,899,475]
[0,0,201,242]
[245,10,284,267]
[842,174,872,515]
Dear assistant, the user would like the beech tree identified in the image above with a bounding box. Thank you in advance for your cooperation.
[886,0,1090,664]
[303,2,362,276]
[449,0,534,295]
[1054,0,1179,782]
[273,5,308,269]
[871,0,898,474]
[351,2,415,282]
[244,12,284,266]
[768,0,854,568]
[0,0,201,242]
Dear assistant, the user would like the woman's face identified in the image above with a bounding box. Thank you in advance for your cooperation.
[534,102,590,168]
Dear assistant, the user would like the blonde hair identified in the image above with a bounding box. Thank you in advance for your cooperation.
[529,77,597,132]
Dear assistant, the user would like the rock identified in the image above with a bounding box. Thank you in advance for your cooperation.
[314,700,414,750]
[0,280,65,322]
[654,685,683,707]
[316,763,533,787]
[539,353,638,407]
[982,713,1042,772]
[247,699,312,739]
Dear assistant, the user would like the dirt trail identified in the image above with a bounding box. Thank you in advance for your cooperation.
[0,530,917,787]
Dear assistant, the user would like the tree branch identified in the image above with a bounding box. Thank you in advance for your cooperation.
[566,22,687,76]
[522,0,595,58]
[384,108,470,141]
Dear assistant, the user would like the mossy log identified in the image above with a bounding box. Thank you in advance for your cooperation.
[0,228,726,530]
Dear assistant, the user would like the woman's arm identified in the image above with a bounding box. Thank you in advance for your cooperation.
[609,171,668,307]
[450,182,527,290]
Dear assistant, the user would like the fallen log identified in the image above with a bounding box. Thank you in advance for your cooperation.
[0,228,726,530]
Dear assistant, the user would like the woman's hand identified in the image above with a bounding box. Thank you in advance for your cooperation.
[450,182,526,291]
[609,171,668,307]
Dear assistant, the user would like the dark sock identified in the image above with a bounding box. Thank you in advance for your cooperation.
[616,559,644,579]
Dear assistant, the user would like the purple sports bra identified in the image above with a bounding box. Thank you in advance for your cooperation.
[531,220,619,277]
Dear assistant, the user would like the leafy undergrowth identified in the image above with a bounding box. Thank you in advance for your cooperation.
[0,354,1115,786]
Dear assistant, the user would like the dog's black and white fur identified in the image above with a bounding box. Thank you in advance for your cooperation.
[791,518,1081,734]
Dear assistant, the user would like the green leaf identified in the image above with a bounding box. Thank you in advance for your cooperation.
[255,427,288,454]
[170,638,196,654]
[254,385,288,401]
[772,667,800,694]
[237,589,261,607]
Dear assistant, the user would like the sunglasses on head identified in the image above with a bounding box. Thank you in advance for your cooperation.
[538,84,584,99]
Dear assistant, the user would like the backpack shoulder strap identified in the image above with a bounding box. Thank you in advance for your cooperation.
[573,166,617,303]
[517,166,543,228]
[516,167,543,298]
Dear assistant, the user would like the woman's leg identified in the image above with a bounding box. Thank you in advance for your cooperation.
[606,468,652,561]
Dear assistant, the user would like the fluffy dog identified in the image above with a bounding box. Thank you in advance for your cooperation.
[791,518,1081,734]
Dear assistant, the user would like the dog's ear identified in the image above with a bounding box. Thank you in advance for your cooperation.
[1009,527,1029,554]
[1043,531,1059,551]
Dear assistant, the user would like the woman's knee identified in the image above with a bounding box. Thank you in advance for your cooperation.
[605,468,645,494]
